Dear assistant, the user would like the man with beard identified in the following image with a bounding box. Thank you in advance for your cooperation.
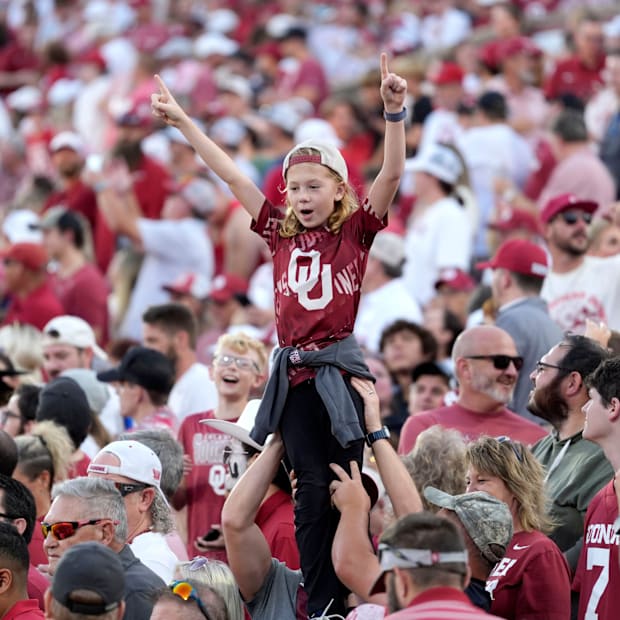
[541,193,620,332]
[398,325,546,455]
[529,334,612,570]
[142,303,217,421]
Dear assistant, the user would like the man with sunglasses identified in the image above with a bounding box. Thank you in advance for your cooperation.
[541,193,620,332]
[477,238,562,421]
[174,332,267,559]
[529,334,613,570]
[42,477,164,620]
[399,325,547,455]
[87,440,180,583]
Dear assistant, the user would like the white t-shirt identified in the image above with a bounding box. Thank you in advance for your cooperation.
[541,255,620,332]
[403,197,473,306]
[120,218,214,340]
[355,279,423,353]
[420,8,471,52]
[130,530,179,583]
[169,362,218,421]
[419,109,464,153]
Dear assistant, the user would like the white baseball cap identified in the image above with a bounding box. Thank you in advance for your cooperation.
[282,139,348,183]
[405,144,463,185]
[49,131,85,156]
[200,399,265,450]
[87,440,169,506]
[42,315,107,360]
[370,231,406,270]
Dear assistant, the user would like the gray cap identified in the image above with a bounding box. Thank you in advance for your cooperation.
[424,486,513,564]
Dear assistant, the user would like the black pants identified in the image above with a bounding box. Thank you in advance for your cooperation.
[280,378,365,618]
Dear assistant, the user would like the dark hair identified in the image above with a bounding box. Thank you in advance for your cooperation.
[511,272,544,295]
[0,430,17,476]
[56,210,86,250]
[0,473,36,543]
[558,333,610,380]
[586,357,620,406]
[106,338,141,363]
[379,320,438,360]
[145,387,171,407]
[0,521,29,575]
[477,91,507,121]
[142,304,198,349]
[16,383,41,427]
[552,109,587,143]
[380,512,467,589]
[411,362,450,386]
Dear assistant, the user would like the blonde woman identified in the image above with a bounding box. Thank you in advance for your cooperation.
[13,420,73,568]
[466,435,570,619]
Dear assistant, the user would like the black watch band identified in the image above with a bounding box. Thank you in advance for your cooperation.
[366,426,390,447]
[383,107,407,122]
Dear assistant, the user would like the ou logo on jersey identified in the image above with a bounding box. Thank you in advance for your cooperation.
[288,249,333,310]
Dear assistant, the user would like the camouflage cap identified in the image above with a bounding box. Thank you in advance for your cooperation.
[424,486,513,564]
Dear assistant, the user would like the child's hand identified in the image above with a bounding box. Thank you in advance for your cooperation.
[379,52,407,113]
[151,75,187,127]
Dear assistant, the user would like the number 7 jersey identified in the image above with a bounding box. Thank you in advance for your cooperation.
[573,480,619,620]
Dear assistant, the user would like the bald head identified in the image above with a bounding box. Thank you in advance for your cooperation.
[452,325,518,362]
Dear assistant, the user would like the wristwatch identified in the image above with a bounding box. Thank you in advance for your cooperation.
[366,426,390,447]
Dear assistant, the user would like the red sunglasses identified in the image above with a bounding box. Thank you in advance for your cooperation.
[41,518,113,540]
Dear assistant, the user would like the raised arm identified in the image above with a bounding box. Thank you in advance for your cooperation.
[367,53,407,219]
[351,376,423,517]
[221,435,283,601]
[151,76,265,221]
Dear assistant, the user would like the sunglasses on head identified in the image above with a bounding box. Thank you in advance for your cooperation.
[113,482,149,497]
[464,355,524,371]
[169,581,212,620]
[559,211,593,225]
[41,519,109,541]
[496,435,524,462]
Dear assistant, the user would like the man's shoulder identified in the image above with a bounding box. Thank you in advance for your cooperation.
[119,545,165,588]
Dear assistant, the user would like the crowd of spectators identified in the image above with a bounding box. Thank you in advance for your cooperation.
[1,0,620,619]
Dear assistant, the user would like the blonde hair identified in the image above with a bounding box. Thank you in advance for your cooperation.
[403,426,467,512]
[15,420,73,485]
[466,436,554,533]
[176,559,244,620]
[279,147,359,238]
[214,332,268,372]
[0,324,43,383]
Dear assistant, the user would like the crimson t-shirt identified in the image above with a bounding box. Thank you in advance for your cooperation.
[178,410,237,559]
[487,529,571,619]
[398,403,547,455]
[2,282,64,331]
[573,480,620,620]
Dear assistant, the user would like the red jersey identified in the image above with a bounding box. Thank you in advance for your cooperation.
[255,489,300,569]
[2,281,64,331]
[178,410,237,559]
[43,182,97,235]
[487,530,571,620]
[398,403,547,455]
[251,198,385,350]
[573,480,620,620]
[544,55,605,103]
[27,565,47,610]
[2,600,44,620]
[50,263,109,345]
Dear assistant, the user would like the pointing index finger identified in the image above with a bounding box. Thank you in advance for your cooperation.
[380,52,389,79]
[154,74,170,97]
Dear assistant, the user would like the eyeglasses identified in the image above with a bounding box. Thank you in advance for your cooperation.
[535,360,572,374]
[214,354,259,373]
[41,519,109,540]
[169,581,212,620]
[0,410,21,425]
[496,435,524,462]
[188,556,209,571]
[559,211,593,226]
[464,355,524,371]
[113,482,149,497]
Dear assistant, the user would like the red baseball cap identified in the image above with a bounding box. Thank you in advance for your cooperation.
[435,268,476,292]
[431,62,464,86]
[476,239,548,278]
[488,208,542,235]
[2,242,48,271]
[209,273,248,303]
[540,193,598,224]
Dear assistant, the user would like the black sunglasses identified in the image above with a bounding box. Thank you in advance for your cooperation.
[560,211,593,225]
[113,482,149,497]
[464,355,524,371]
